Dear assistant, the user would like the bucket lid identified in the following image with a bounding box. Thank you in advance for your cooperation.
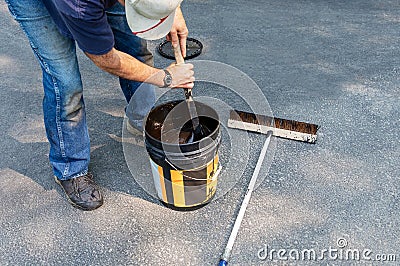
[157,38,203,60]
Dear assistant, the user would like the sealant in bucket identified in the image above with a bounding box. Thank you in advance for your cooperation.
[145,100,221,209]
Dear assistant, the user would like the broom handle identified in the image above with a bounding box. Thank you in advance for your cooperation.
[173,42,200,131]
[219,131,273,266]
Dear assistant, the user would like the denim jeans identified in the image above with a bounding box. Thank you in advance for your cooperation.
[5,0,156,180]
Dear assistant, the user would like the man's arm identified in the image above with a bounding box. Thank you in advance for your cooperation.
[85,48,194,89]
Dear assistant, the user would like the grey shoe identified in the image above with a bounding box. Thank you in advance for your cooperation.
[126,120,145,147]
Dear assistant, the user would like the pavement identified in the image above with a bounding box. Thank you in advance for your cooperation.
[1,0,399,265]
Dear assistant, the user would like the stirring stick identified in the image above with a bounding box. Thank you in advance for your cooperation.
[173,42,202,140]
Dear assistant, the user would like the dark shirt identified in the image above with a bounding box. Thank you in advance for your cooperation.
[44,0,118,55]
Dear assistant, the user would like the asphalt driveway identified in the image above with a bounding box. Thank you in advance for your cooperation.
[0,0,399,265]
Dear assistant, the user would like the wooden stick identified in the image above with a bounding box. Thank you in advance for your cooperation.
[173,42,200,133]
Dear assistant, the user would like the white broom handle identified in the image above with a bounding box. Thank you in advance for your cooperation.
[220,131,272,264]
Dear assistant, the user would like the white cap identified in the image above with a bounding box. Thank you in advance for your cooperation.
[125,0,183,40]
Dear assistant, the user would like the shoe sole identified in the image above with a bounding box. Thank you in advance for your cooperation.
[125,121,145,147]
[54,176,102,211]
[126,120,144,136]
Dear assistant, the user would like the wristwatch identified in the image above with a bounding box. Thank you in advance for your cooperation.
[162,69,172,88]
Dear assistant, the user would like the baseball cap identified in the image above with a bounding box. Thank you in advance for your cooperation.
[125,0,183,40]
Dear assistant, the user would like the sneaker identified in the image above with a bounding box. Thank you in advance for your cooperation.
[125,119,145,147]
[54,173,103,211]
[126,120,143,136]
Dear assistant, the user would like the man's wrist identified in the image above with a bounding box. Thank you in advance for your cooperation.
[146,69,166,87]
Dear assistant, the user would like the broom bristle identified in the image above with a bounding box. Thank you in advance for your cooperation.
[229,110,319,143]
[274,117,319,135]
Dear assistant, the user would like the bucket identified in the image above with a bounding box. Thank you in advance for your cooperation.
[144,100,221,210]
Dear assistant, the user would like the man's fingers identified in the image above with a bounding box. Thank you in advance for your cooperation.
[170,30,179,51]
[180,36,187,58]
[173,82,194,89]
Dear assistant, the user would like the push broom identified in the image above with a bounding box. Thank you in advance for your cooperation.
[218,111,319,265]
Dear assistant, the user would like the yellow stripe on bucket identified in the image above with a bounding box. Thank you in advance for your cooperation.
[170,170,185,206]
[158,165,167,202]
[206,154,218,201]
[207,157,214,184]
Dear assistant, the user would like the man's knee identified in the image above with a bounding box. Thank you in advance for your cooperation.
[62,91,85,122]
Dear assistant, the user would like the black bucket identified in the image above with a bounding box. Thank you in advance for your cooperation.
[144,100,221,209]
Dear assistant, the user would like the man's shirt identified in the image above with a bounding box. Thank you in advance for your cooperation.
[44,0,118,55]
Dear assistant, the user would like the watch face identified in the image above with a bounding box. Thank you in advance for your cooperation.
[165,75,172,85]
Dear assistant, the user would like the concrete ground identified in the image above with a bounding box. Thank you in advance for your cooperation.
[1,0,399,265]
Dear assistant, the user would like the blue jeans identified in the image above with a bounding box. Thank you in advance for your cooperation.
[5,0,156,180]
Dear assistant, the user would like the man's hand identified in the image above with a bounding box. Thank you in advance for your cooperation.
[165,62,194,89]
[166,6,188,58]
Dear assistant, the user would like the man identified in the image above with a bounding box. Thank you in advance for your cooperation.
[5,0,194,211]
